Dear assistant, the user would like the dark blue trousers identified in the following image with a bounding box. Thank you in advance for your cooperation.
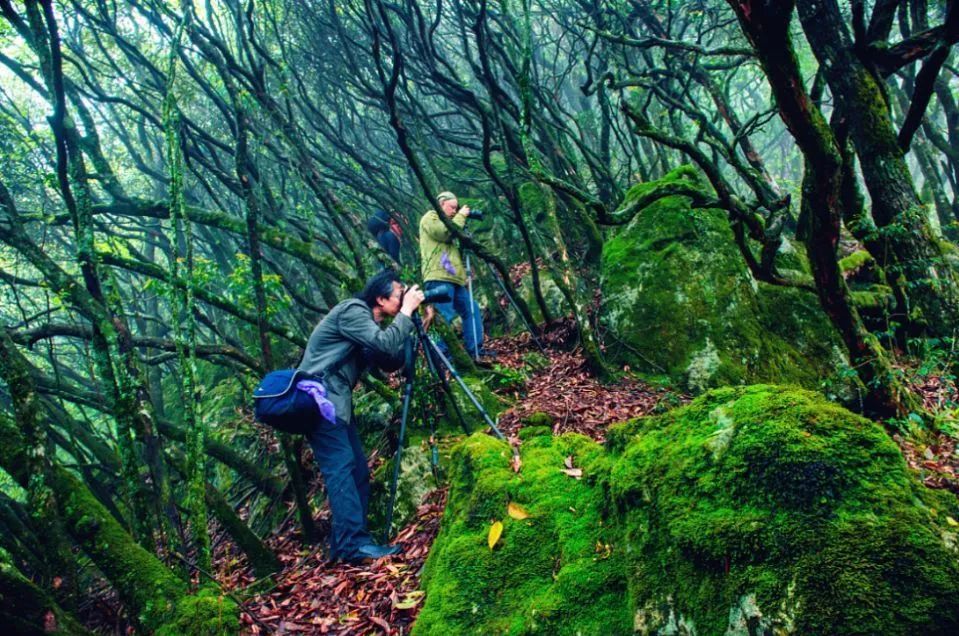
[307,415,371,559]
[424,280,484,357]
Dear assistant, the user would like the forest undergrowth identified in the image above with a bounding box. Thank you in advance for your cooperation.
[223,324,673,634]
[60,320,959,635]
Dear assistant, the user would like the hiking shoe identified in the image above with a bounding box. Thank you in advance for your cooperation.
[343,543,402,563]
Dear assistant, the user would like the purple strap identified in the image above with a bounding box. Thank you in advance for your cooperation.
[296,380,337,424]
[440,250,457,276]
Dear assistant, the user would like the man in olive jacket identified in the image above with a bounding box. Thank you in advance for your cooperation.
[418,191,485,357]
[298,270,424,562]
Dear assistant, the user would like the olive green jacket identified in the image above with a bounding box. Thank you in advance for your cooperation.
[419,209,468,286]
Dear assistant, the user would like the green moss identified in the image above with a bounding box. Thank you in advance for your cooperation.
[370,441,438,533]
[155,585,240,636]
[51,467,187,630]
[521,412,554,428]
[850,286,895,310]
[839,249,874,274]
[417,386,959,634]
[600,167,845,393]
[517,425,551,440]
[415,432,630,635]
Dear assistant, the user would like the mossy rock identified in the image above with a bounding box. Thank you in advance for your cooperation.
[600,167,845,393]
[415,385,959,635]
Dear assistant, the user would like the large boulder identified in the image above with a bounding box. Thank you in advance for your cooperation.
[600,167,845,393]
[414,385,959,635]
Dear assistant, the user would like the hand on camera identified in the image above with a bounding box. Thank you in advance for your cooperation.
[400,284,426,316]
[460,205,471,217]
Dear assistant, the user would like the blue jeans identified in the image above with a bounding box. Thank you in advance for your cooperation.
[424,281,484,357]
[307,413,371,559]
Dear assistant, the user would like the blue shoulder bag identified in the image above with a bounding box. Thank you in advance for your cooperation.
[252,352,352,435]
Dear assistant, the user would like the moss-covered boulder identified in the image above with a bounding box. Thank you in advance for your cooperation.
[415,385,959,635]
[600,167,845,392]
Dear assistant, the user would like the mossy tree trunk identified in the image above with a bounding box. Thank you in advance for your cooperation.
[186,16,319,545]
[728,0,919,418]
[8,0,183,552]
[795,0,959,335]
[163,8,210,574]
[0,328,240,634]
[0,334,185,630]
[0,554,90,636]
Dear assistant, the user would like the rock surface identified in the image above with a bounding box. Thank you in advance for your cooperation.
[414,385,959,635]
[600,167,845,393]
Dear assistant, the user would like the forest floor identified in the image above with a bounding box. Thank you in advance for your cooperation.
[218,328,959,635]
[77,325,959,635]
[225,322,673,634]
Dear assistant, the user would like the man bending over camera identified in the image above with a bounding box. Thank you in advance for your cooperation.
[298,270,424,562]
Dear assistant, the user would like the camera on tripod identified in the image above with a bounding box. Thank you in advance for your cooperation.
[467,209,484,221]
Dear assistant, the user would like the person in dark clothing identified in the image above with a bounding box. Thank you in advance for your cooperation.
[298,270,424,562]
[367,209,402,264]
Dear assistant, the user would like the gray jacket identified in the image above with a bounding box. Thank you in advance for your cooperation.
[298,299,413,425]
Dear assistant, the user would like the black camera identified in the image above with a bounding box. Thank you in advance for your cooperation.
[402,286,451,305]
[467,209,484,221]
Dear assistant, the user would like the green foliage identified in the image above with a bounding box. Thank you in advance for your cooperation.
[520,352,550,371]
[0,467,26,502]
[226,252,291,319]
[418,386,959,635]
[486,363,529,393]
[154,585,240,636]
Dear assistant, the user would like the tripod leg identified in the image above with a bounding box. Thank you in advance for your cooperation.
[465,254,481,359]
[384,368,415,542]
[422,332,473,435]
[423,336,509,442]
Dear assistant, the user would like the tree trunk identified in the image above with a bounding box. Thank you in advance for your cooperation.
[796,0,959,335]
[728,0,918,418]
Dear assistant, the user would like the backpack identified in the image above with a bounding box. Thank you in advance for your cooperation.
[252,352,352,435]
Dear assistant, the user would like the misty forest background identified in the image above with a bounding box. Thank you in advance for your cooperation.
[1,0,958,633]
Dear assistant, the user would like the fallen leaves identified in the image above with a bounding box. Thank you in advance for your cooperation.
[488,521,504,550]
[231,489,447,635]
[896,432,959,495]
[492,333,677,443]
[507,502,530,520]
[561,455,583,479]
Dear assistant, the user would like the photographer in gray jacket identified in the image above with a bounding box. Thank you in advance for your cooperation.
[298,269,424,562]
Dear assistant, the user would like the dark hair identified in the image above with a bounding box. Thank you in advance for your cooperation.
[356,269,400,308]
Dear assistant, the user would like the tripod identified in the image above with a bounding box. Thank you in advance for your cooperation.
[383,311,510,540]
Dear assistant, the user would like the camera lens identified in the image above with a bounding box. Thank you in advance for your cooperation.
[423,288,452,304]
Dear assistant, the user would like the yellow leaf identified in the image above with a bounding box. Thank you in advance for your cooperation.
[508,502,530,520]
[488,520,504,549]
[393,591,425,610]
[947,516,958,527]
